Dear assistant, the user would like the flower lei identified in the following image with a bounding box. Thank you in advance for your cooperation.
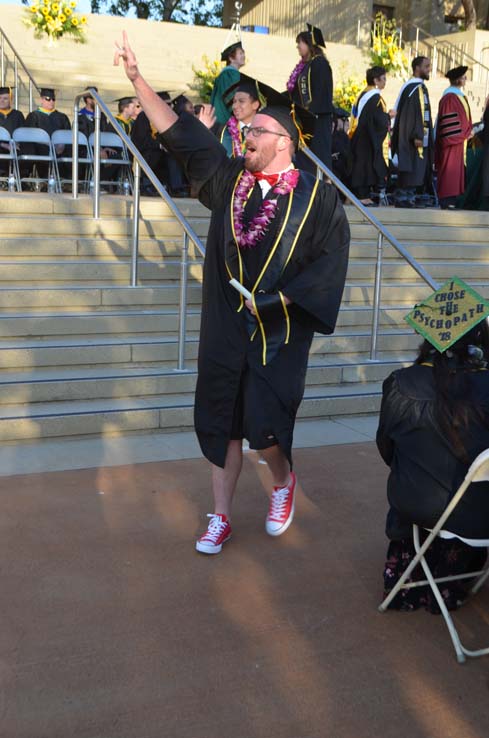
[233,169,300,250]
[286,60,307,93]
[226,115,245,158]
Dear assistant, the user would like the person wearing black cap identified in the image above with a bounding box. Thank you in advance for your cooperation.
[210,40,245,126]
[377,278,489,611]
[112,95,137,135]
[25,88,71,181]
[390,56,435,208]
[0,86,25,180]
[216,75,260,157]
[434,67,472,209]
[286,24,333,170]
[349,66,390,206]
[331,106,352,192]
[115,33,349,554]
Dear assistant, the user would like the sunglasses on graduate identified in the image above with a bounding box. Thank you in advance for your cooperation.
[42,96,55,102]
[244,126,291,139]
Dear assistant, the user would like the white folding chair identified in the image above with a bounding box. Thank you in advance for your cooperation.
[52,129,92,193]
[88,131,133,194]
[13,127,61,192]
[0,126,21,191]
[379,448,489,663]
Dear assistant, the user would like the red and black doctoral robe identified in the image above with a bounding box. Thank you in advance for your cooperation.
[435,91,472,200]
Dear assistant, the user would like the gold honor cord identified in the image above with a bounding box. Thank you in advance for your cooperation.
[279,291,290,344]
[418,86,425,159]
[251,188,294,294]
[282,178,318,274]
[251,292,268,365]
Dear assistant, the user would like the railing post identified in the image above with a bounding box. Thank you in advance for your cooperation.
[356,19,361,47]
[415,27,419,56]
[0,34,4,86]
[29,79,33,112]
[177,233,189,371]
[369,233,384,361]
[93,102,101,219]
[432,41,438,76]
[13,57,18,109]
[72,97,80,199]
[130,160,141,287]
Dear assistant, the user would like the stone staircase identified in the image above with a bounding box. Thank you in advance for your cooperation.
[1,192,488,443]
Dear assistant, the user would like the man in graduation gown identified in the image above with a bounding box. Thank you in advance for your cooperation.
[115,33,350,554]
[131,90,171,194]
[0,86,25,178]
[25,87,71,180]
[391,56,434,208]
[210,40,245,125]
[435,66,472,209]
[349,66,390,206]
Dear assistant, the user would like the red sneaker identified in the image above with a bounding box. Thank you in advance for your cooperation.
[195,513,232,554]
[266,472,297,537]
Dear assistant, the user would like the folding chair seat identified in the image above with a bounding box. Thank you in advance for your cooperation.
[0,126,21,191]
[379,447,489,663]
[12,126,61,192]
[52,129,92,193]
[88,131,133,194]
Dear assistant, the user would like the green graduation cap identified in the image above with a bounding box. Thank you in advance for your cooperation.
[405,277,489,353]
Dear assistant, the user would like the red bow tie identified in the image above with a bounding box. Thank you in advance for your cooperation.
[254,172,280,187]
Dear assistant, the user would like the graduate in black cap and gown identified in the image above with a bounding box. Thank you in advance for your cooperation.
[210,40,245,125]
[131,90,171,194]
[25,87,71,179]
[115,33,349,554]
[434,66,472,208]
[287,24,333,170]
[0,86,25,178]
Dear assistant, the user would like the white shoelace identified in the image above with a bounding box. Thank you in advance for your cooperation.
[268,487,289,520]
[203,514,228,541]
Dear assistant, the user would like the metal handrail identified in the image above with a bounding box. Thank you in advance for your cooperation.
[302,147,439,360]
[0,26,40,111]
[72,88,206,371]
[405,22,489,73]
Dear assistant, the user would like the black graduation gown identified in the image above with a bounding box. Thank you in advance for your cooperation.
[377,365,489,540]
[160,113,350,468]
[131,111,169,191]
[391,82,434,190]
[24,108,71,178]
[292,55,333,170]
[350,92,389,195]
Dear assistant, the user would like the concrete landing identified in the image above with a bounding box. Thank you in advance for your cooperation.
[1,443,488,738]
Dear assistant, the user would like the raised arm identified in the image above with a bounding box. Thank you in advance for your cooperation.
[113,31,177,134]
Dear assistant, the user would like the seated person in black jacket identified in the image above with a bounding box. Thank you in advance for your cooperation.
[377,279,489,612]
[25,87,71,181]
[0,85,25,179]
[131,90,170,195]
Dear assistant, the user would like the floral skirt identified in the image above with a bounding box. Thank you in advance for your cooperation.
[383,535,488,613]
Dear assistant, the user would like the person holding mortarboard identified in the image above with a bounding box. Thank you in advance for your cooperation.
[0,86,25,180]
[434,66,473,209]
[115,33,349,553]
[25,87,71,182]
[216,75,261,158]
[210,39,246,126]
[377,278,489,611]
[286,23,334,171]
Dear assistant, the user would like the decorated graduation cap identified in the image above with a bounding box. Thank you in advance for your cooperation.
[40,87,56,99]
[221,40,243,62]
[446,65,468,81]
[405,277,489,353]
[252,77,316,149]
[306,23,326,48]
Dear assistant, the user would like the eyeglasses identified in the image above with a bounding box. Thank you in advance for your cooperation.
[42,96,55,102]
[244,126,291,139]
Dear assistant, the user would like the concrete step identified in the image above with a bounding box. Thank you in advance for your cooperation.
[0,380,383,441]
[0,331,418,370]
[0,359,408,405]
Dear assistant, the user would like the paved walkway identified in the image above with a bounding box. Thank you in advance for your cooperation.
[1,439,488,738]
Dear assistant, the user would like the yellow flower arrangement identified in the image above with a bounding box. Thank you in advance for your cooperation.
[333,74,363,113]
[24,1,87,44]
[191,55,223,101]
[369,13,409,78]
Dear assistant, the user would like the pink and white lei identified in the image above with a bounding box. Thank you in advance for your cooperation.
[286,60,307,93]
[226,115,245,158]
[232,169,300,250]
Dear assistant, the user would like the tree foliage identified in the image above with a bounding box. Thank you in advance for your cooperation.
[89,0,223,25]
